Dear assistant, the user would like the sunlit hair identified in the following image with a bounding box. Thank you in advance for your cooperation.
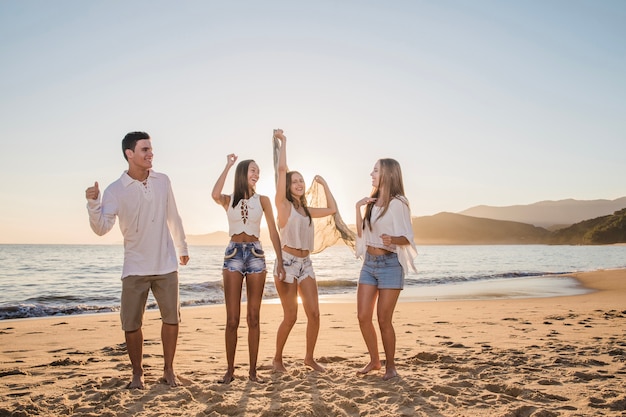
[286,171,312,225]
[232,159,256,208]
[121,131,150,161]
[363,158,406,230]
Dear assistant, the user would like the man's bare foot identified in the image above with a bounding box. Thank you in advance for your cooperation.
[218,371,235,384]
[161,369,180,387]
[382,368,399,381]
[272,358,287,373]
[304,358,326,372]
[127,373,145,389]
[356,361,381,376]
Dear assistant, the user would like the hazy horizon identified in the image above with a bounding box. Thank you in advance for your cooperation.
[1,1,624,244]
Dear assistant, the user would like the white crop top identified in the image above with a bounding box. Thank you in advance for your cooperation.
[280,205,314,252]
[355,197,418,274]
[227,193,263,238]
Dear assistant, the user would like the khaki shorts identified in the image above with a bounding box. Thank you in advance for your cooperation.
[120,271,180,331]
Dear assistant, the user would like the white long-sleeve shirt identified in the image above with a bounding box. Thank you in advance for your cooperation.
[87,170,188,279]
[356,197,417,275]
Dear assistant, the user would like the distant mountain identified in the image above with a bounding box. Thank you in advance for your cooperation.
[412,212,550,245]
[186,231,230,246]
[547,208,626,245]
[459,197,626,228]
[188,198,626,246]
[412,209,626,245]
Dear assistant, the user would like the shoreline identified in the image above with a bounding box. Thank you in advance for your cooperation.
[1,271,599,322]
[1,268,625,416]
[4,243,626,322]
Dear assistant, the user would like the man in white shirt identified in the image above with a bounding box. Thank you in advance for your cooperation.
[85,131,189,389]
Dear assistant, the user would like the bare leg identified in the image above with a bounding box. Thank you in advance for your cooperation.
[245,271,266,382]
[356,283,381,375]
[125,328,145,389]
[377,289,401,380]
[220,270,244,383]
[273,275,298,373]
[299,277,325,371]
[161,322,179,386]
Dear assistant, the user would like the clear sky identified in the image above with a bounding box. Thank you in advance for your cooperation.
[1,0,624,244]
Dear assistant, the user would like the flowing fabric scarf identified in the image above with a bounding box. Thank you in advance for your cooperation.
[272,136,356,254]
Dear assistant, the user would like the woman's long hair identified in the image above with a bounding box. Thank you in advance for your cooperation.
[363,158,406,230]
[232,159,255,208]
[286,170,312,225]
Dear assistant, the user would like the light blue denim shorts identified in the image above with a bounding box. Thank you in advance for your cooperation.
[223,241,266,275]
[358,252,404,289]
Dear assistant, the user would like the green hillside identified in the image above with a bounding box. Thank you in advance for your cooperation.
[412,209,626,245]
[412,212,550,244]
[547,208,626,244]
[188,208,626,246]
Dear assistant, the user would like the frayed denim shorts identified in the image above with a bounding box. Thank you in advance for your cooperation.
[358,251,404,289]
[274,250,316,284]
[223,241,266,275]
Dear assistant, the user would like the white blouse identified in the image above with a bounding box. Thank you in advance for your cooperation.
[280,205,314,252]
[356,197,417,274]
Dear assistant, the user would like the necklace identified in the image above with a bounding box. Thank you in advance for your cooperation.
[128,170,150,184]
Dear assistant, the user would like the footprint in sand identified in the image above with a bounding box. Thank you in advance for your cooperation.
[318,356,347,363]
[0,369,29,378]
[6,389,31,398]
[49,358,84,366]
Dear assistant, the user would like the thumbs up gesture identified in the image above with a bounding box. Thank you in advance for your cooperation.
[85,181,100,200]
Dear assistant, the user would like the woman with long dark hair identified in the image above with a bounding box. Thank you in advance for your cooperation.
[211,154,284,383]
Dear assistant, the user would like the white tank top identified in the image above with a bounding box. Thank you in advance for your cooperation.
[227,193,263,238]
[280,205,314,251]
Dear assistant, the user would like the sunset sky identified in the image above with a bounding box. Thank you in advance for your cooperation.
[1,0,624,244]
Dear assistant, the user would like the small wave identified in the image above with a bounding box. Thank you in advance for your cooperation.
[404,271,571,287]
[24,294,118,304]
[0,304,119,320]
[180,298,224,307]
[179,281,223,292]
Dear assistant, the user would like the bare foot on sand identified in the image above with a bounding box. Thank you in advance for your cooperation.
[304,358,326,372]
[127,373,145,389]
[160,369,180,387]
[218,371,235,384]
[356,361,381,376]
[272,359,287,373]
[382,368,399,381]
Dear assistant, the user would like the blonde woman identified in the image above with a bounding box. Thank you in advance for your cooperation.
[355,158,417,380]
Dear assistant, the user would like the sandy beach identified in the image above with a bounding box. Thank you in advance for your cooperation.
[1,269,625,417]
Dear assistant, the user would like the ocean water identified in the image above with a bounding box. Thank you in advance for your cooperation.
[1,244,625,320]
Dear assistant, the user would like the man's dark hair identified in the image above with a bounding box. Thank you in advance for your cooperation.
[122,131,150,161]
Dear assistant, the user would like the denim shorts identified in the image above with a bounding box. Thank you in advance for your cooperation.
[274,250,316,284]
[223,241,266,275]
[358,252,404,289]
